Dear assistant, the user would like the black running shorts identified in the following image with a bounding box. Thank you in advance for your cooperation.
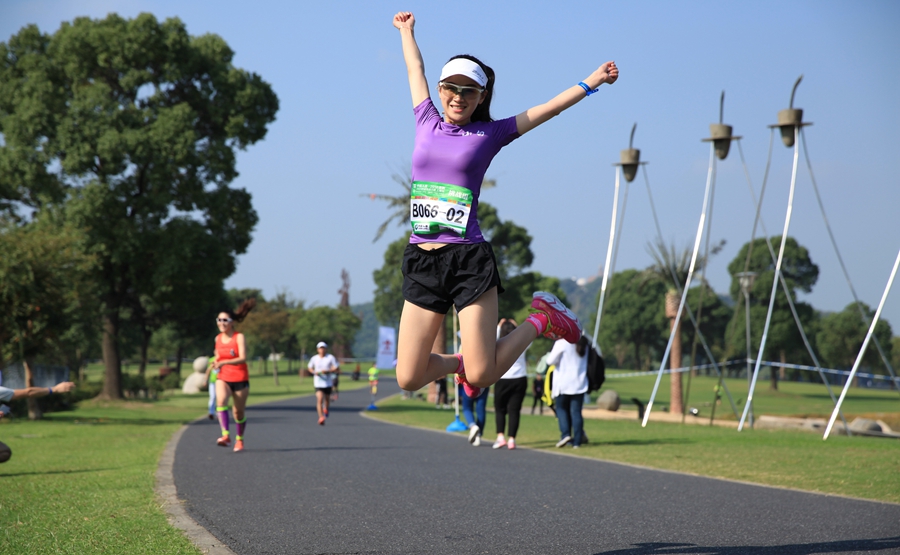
[316,387,333,395]
[221,380,249,392]
[402,242,504,314]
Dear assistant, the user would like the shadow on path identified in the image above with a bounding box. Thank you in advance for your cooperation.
[594,537,900,555]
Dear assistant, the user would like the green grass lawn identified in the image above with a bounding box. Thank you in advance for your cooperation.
[0,369,368,555]
[602,372,900,426]
[367,378,900,504]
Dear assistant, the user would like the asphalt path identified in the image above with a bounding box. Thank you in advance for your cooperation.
[173,380,900,555]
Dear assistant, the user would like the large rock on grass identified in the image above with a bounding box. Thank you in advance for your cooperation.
[596,389,621,411]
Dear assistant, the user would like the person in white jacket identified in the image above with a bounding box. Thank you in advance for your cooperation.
[546,336,589,448]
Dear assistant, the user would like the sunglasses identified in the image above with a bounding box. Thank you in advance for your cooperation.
[439,81,484,100]
[216,318,233,323]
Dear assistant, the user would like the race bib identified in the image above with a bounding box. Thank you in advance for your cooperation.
[410,181,472,237]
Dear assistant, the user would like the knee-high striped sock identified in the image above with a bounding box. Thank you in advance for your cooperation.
[236,417,246,440]
[216,406,230,436]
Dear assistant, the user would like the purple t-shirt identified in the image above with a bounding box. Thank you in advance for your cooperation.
[409,98,520,244]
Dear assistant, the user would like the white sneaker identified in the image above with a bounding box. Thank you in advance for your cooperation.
[507,437,516,450]
[555,435,571,448]
[468,424,480,444]
[492,437,507,449]
[473,435,481,447]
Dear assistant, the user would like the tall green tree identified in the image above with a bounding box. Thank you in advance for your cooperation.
[725,236,819,389]
[0,14,278,398]
[292,306,361,358]
[241,301,291,385]
[816,303,892,372]
[596,269,668,370]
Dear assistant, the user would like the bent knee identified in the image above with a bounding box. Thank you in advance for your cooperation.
[465,367,495,389]
[396,371,420,392]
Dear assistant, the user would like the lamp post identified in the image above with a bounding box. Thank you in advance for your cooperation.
[736,271,757,427]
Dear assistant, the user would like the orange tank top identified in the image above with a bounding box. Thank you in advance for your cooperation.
[215,333,249,382]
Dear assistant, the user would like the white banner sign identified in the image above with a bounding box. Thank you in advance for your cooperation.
[376,326,397,369]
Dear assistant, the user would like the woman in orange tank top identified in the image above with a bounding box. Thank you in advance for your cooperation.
[212,298,256,452]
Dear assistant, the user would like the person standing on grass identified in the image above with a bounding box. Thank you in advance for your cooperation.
[0,381,76,463]
[546,336,589,448]
[331,360,340,403]
[308,342,339,425]
[203,355,218,420]
[461,384,489,447]
[390,11,618,402]
[492,319,528,450]
[213,299,256,453]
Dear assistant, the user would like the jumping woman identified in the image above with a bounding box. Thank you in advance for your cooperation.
[391,11,619,396]
[213,299,256,452]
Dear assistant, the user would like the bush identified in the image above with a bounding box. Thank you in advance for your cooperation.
[160,372,181,390]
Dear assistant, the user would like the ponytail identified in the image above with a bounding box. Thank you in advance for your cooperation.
[225,298,256,323]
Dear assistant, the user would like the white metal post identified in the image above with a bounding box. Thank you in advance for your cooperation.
[592,167,621,353]
[643,145,716,427]
[738,126,800,431]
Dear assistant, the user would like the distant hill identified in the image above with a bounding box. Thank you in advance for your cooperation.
[559,277,603,327]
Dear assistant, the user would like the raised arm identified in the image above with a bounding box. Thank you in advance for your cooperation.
[393,12,429,108]
[11,382,76,400]
[515,61,618,136]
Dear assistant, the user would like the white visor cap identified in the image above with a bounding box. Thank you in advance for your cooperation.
[439,58,487,88]
[316,341,327,349]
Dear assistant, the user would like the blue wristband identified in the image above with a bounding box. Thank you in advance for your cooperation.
[578,81,599,96]
[47,387,53,395]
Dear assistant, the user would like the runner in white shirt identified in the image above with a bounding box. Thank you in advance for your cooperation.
[308,342,339,425]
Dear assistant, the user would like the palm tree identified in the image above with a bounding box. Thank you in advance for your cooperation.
[363,168,495,243]
[640,239,717,416]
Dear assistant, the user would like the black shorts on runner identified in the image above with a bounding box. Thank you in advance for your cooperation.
[316,387,333,395]
[402,242,504,314]
[222,380,249,392]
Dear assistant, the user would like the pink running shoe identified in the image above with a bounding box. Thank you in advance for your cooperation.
[455,372,483,399]
[531,291,582,343]
[453,353,483,398]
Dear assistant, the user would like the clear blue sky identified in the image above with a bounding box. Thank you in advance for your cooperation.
[3,0,899,331]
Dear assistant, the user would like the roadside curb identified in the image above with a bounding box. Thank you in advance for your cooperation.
[155,420,238,555]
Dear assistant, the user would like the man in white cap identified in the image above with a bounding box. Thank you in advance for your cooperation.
[308,342,339,425]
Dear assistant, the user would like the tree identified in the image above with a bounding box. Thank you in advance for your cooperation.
[241,301,291,385]
[292,306,361,359]
[0,216,96,418]
[372,232,411,328]
[134,218,232,375]
[725,237,819,389]
[816,303,893,374]
[596,269,668,371]
[364,167,496,243]
[0,14,278,399]
[681,286,733,367]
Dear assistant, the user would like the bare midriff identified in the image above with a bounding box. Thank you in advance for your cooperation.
[417,242,446,251]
